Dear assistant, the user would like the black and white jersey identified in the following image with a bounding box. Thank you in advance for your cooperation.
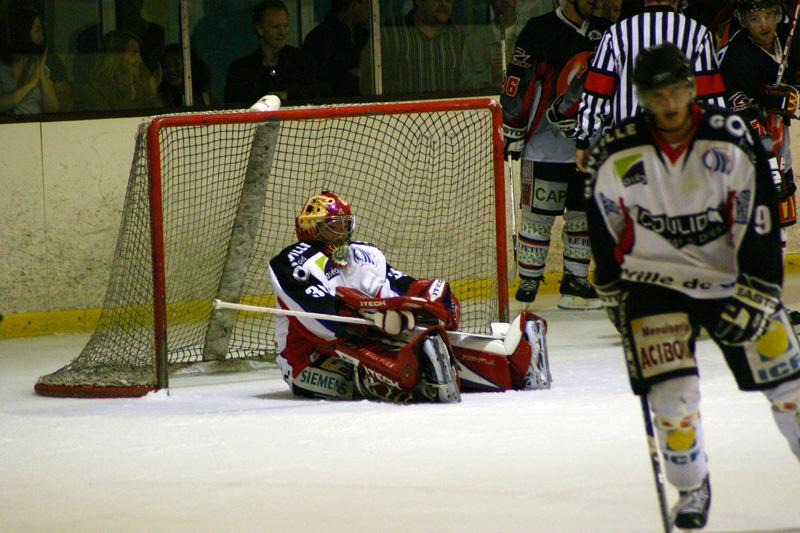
[268,240,415,364]
[587,104,782,298]
[501,7,610,162]
[575,5,726,149]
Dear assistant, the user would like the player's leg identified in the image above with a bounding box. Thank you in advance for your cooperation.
[515,160,567,303]
[336,325,461,403]
[558,167,600,309]
[763,376,800,460]
[621,284,710,528]
[276,352,355,400]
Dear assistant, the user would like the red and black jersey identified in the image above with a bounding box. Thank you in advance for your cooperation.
[500,8,610,163]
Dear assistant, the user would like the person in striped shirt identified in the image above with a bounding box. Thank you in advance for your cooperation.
[574,0,726,171]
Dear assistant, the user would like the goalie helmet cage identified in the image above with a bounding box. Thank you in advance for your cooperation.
[34,98,508,398]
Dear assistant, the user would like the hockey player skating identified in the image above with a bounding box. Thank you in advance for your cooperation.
[501,0,609,308]
[267,192,551,404]
[586,44,800,529]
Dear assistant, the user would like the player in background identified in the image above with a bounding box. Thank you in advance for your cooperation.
[574,0,726,172]
[718,0,800,245]
[500,0,610,308]
[269,192,551,404]
[587,43,800,529]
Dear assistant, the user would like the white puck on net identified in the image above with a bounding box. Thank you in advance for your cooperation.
[249,94,281,112]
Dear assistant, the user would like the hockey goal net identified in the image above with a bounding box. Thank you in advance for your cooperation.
[35,98,508,398]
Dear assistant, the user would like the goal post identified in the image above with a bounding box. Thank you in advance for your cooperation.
[34,98,509,398]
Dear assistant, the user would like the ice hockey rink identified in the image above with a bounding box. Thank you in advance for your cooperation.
[2,282,799,533]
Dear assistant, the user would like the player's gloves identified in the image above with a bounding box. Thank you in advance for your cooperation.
[767,154,787,198]
[714,274,781,345]
[360,309,416,336]
[595,279,625,333]
[760,83,799,119]
[503,124,525,160]
[546,95,578,138]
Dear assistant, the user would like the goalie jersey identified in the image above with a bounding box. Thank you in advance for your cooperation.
[586,104,783,299]
[268,240,415,364]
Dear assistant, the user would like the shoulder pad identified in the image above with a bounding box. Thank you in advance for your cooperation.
[589,119,642,170]
[349,240,380,250]
[697,107,757,148]
[271,241,320,268]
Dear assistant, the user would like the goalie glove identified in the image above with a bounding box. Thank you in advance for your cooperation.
[714,274,781,345]
[406,279,461,330]
[546,95,578,138]
[503,124,525,160]
[760,83,799,119]
[336,287,418,336]
[595,279,624,333]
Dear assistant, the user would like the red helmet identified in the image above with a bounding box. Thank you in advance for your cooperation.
[295,192,355,242]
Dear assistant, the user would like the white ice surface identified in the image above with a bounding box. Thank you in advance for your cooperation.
[1,295,799,533]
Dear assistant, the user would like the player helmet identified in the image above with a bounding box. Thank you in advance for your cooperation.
[295,191,355,243]
[734,0,782,21]
[632,42,694,93]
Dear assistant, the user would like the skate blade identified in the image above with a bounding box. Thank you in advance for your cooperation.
[557,295,602,310]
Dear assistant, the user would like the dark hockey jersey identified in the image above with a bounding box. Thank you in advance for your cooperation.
[268,240,415,364]
[587,104,782,299]
[500,7,610,162]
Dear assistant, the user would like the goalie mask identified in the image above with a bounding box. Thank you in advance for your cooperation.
[295,192,356,265]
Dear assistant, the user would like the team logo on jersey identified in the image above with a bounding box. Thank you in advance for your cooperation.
[599,192,620,215]
[588,29,602,41]
[511,47,531,68]
[728,91,755,113]
[637,206,728,248]
[351,247,375,265]
[615,154,647,187]
[701,148,733,175]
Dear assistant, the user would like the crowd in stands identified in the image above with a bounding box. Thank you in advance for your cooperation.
[0,0,760,116]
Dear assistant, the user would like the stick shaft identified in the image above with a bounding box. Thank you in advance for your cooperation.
[777,1,800,83]
[212,299,506,340]
[640,395,673,533]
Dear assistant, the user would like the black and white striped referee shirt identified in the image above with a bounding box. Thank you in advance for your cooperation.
[574,4,726,149]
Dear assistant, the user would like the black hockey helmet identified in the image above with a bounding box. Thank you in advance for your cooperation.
[632,42,694,93]
[734,0,783,21]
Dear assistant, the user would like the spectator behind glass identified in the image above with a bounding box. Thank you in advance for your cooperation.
[116,0,165,77]
[76,30,162,111]
[377,0,466,95]
[459,0,522,91]
[0,6,59,114]
[159,44,217,107]
[225,0,323,105]
[303,0,370,98]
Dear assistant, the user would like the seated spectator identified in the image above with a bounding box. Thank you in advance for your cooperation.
[76,30,162,111]
[159,44,217,107]
[459,0,523,91]
[0,6,59,114]
[225,0,323,105]
[303,0,370,97]
[378,0,466,95]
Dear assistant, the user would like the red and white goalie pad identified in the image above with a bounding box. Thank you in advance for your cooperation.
[449,311,551,392]
[405,279,461,330]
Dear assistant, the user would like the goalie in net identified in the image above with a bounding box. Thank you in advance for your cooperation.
[268,192,551,404]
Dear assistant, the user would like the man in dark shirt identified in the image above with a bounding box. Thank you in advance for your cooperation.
[225,0,322,105]
[303,0,370,98]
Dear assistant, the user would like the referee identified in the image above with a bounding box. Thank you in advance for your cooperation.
[574,0,726,170]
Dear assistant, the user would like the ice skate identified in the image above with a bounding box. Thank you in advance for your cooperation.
[671,475,711,529]
[515,277,541,303]
[558,274,602,310]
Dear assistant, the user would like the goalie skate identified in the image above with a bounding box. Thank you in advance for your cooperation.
[671,475,711,529]
[417,334,461,403]
[524,316,551,389]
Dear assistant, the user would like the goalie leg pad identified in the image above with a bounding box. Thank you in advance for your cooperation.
[764,377,800,460]
[277,353,355,400]
[648,375,708,490]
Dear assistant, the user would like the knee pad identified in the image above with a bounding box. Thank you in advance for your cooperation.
[648,376,708,489]
[764,378,800,459]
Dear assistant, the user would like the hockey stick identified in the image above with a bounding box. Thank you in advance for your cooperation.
[640,394,673,533]
[499,13,520,282]
[776,0,800,84]
[212,299,506,340]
